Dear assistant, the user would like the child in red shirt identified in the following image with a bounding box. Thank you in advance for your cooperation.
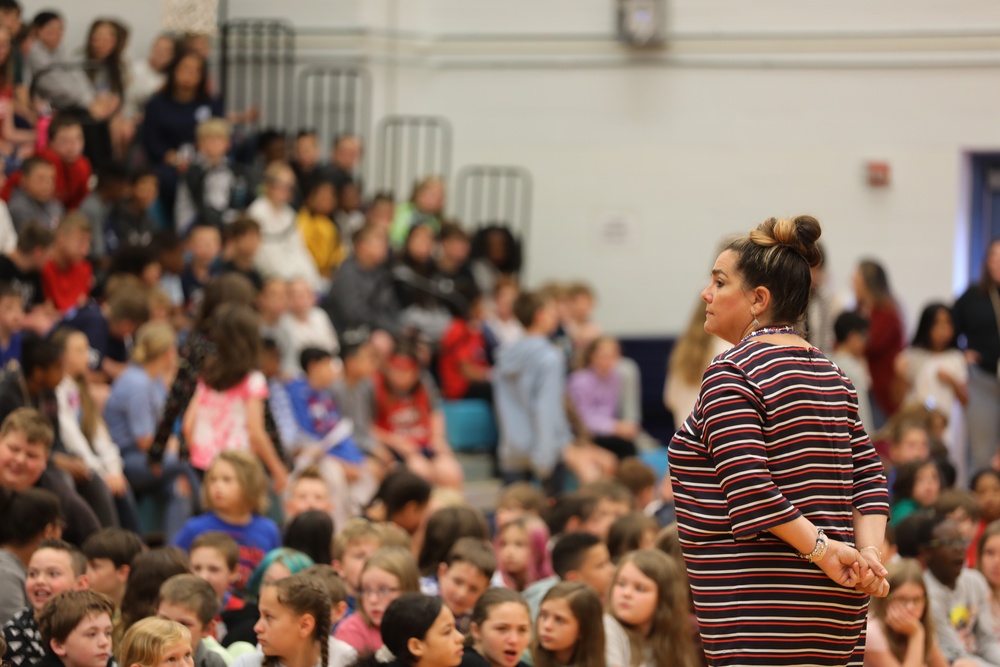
[42,213,92,313]
[371,345,464,488]
[438,292,492,401]
[2,116,91,211]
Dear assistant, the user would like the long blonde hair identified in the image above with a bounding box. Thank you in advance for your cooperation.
[668,301,718,386]
[612,550,696,667]
[120,617,191,667]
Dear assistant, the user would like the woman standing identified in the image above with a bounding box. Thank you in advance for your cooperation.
[953,238,1000,476]
[853,259,906,428]
[669,216,890,667]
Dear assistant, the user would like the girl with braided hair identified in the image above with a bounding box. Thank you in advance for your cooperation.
[231,574,346,667]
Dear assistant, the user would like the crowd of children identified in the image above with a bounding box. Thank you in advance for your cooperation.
[0,2,997,667]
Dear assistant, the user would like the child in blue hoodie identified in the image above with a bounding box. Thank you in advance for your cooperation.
[492,290,615,494]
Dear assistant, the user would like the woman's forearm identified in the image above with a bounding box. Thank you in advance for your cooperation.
[854,508,887,552]
[768,515,822,555]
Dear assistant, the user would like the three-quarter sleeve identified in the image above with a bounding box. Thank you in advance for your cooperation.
[700,360,802,539]
[848,404,890,516]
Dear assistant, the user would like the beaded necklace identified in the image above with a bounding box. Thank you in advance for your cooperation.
[742,325,798,343]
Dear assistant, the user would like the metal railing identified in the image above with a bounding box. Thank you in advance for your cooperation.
[376,115,452,198]
[296,65,371,156]
[219,19,296,130]
[453,165,533,237]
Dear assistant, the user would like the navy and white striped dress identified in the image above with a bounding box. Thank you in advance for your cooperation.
[669,340,889,667]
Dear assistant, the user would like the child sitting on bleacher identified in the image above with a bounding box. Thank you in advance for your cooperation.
[567,336,637,461]
[8,157,62,232]
[175,118,254,232]
[371,343,464,489]
[438,290,492,402]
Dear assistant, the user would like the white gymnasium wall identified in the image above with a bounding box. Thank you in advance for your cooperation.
[21,0,1000,334]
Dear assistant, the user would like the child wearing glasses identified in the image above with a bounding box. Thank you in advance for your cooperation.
[864,558,948,667]
[333,546,419,655]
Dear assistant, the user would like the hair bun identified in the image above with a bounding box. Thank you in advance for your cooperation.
[748,215,823,268]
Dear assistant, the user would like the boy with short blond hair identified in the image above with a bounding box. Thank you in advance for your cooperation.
[157,574,229,667]
[175,118,254,232]
[35,590,114,667]
[331,519,383,615]
[3,539,89,667]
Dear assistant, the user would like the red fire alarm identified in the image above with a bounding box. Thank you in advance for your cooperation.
[867,161,890,187]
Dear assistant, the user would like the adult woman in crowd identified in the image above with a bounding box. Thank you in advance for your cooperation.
[140,49,221,214]
[953,238,1000,476]
[27,12,118,166]
[148,273,287,492]
[670,215,890,667]
[854,258,906,428]
[82,18,131,160]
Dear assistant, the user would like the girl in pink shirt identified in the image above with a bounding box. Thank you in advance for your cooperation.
[182,303,287,491]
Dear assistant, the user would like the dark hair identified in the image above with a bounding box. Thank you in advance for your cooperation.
[895,510,947,559]
[283,510,334,566]
[892,458,940,503]
[363,594,444,667]
[295,129,317,141]
[299,346,332,374]
[512,291,549,329]
[20,155,53,177]
[417,506,490,576]
[856,259,894,307]
[438,221,468,243]
[108,244,159,280]
[551,532,603,579]
[16,222,55,252]
[162,49,209,101]
[444,537,496,580]
[532,582,605,667]
[46,114,83,143]
[31,11,60,31]
[81,528,143,569]
[544,492,598,537]
[84,19,125,93]
[470,224,522,275]
[910,302,957,350]
[120,547,189,630]
[261,576,331,667]
[373,469,431,521]
[129,166,157,187]
[0,487,61,547]
[201,303,260,390]
[971,468,1000,492]
[194,273,256,333]
[152,229,184,254]
[467,588,528,647]
[224,216,261,242]
[96,163,130,190]
[37,590,114,647]
[158,574,218,625]
[726,216,823,325]
[607,512,658,563]
[833,311,869,345]
[0,1,21,15]
[21,333,61,378]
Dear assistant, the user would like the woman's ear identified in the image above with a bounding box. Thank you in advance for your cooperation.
[469,622,481,644]
[749,286,772,319]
